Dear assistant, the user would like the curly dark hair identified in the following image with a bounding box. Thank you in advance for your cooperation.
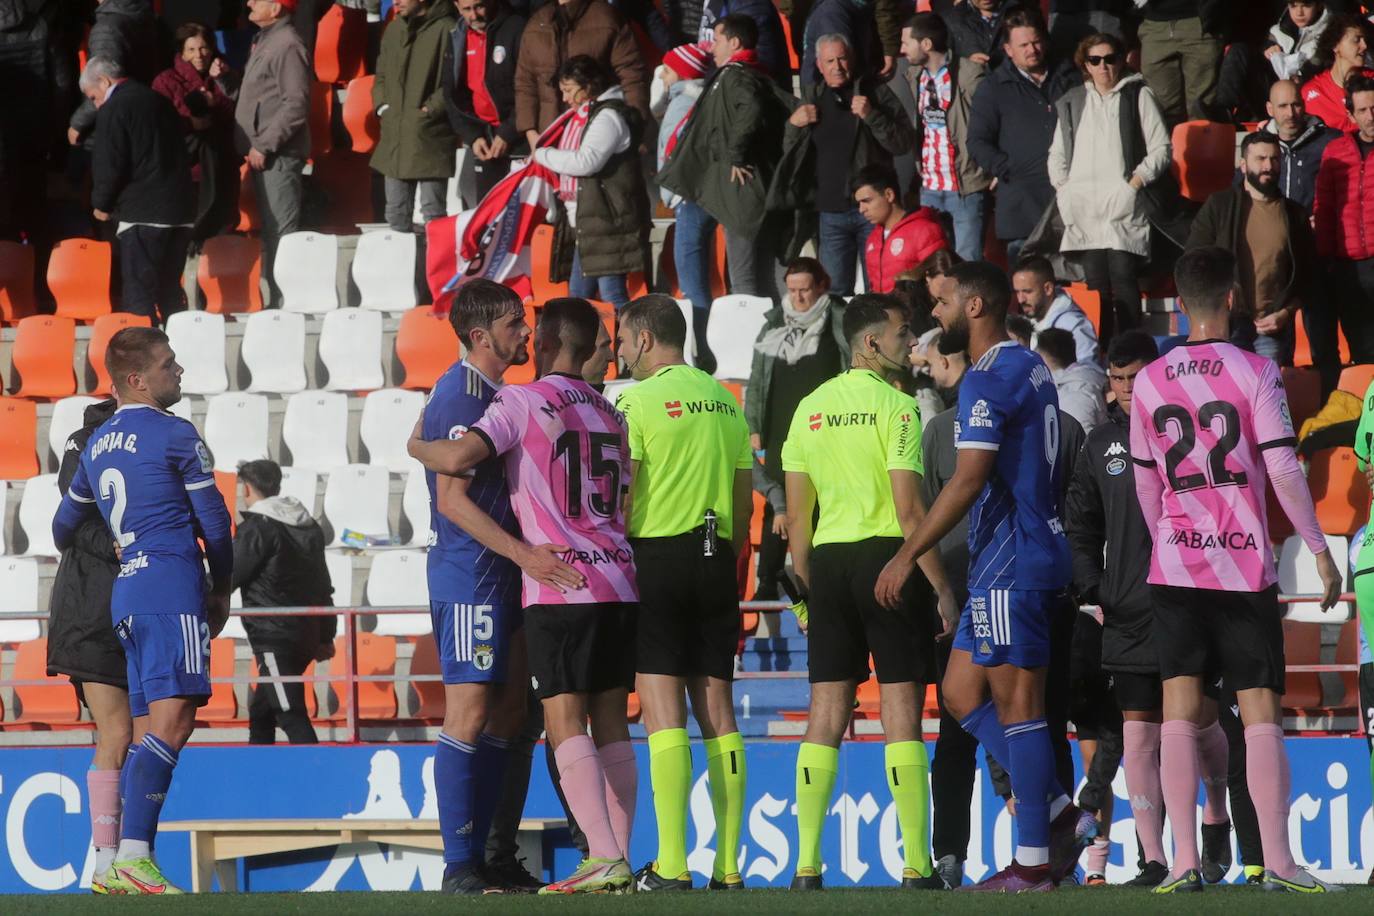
[1303,13,1372,81]
[554,55,615,98]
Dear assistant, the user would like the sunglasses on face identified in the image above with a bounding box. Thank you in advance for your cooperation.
[1086,53,1121,67]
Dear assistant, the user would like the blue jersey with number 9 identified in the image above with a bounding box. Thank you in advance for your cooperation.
[59,404,232,621]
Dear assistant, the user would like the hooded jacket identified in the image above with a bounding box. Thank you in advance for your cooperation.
[1064,401,1153,673]
[657,74,703,207]
[373,0,459,180]
[1052,360,1107,434]
[1266,4,1332,81]
[1032,289,1098,364]
[862,207,949,294]
[232,495,336,650]
[1259,114,1341,212]
[1313,132,1374,262]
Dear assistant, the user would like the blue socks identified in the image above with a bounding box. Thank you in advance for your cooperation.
[122,735,176,842]
[470,734,510,858]
[436,733,477,868]
[119,743,139,806]
[958,700,1011,769]
[1005,719,1055,865]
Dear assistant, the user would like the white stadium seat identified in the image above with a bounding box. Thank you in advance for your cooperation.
[319,309,385,391]
[326,550,355,607]
[48,395,99,465]
[219,601,248,639]
[279,466,319,515]
[17,474,60,557]
[1281,534,1352,623]
[276,231,340,313]
[674,298,696,366]
[353,230,418,313]
[367,550,431,635]
[0,557,41,642]
[282,392,350,473]
[360,388,425,471]
[322,464,390,545]
[603,378,637,406]
[706,294,771,379]
[166,311,228,395]
[204,393,270,472]
[242,310,308,394]
[167,397,194,423]
[402,464,430,546]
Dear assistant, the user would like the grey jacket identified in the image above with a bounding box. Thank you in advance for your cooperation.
[234,18,312,159]
[903,53,991,196]
[743,296,850,436]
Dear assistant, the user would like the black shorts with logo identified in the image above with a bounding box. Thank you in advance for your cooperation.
[632,533,740,681]
[1151,584,1285,693]
[524,602,638,700]
[808,538,936,685]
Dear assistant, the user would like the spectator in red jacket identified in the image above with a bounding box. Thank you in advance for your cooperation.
[1313,71,1374,365]
[855,163,949,294]
[1300,13,1372,131]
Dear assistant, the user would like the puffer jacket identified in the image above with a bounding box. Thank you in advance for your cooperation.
[1266,5,1331,81]
[372,0,459,180]
[862,207,949,294]
[1313,132,1374,262]
[232,496,336,650]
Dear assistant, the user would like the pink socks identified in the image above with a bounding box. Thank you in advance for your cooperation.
[1196,720,1230,825]
[598,740,638,859]
[1122,721,1166,866]
[1159,720,1200,875]
[88,768,122,850]
[1245,723,1298,880]
[1086,835,1110,876]
[554,735,620,860]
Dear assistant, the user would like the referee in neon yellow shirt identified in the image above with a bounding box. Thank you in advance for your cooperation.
[782,294,958,890]
[613,295,754,891]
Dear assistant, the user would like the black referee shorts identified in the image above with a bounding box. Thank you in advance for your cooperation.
[524,602,637,700]
[808,538,936,685]
[1152,584,1285,693]
[632,533,741,681]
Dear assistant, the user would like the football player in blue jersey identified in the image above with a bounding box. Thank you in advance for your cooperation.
[52,327,233,895]
[419,280,584,894]
[875,261,1092,892]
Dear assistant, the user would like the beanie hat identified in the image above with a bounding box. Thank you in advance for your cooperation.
[275,0,299,11]
[663,42,710,80]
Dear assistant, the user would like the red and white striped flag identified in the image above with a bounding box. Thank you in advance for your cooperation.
[425,109,577,315]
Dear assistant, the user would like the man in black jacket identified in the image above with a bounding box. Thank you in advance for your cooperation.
[1261,80,1340,214]
[232,459,335,745]
[965,9,1078,263]
[82,56,194,323]
[942,0,1021,67]
[444,0,526,206]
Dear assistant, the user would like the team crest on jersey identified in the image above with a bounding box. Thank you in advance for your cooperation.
[808,413,823,431]
[890,237,904,255]
[665,400,683,418]
[195,441,213,473]
[448,424,468,440]
[1106,458,1126,476]
[473,645,494,671]
[969,400,992,428]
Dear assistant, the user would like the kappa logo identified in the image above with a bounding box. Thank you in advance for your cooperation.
[809,413,823,431]
[1104,441,1127,458]
[665,400,683,418]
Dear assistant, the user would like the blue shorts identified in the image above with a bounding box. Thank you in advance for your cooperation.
[115,614,212,718]
[430,600,523,684]
[953,588,1057,669]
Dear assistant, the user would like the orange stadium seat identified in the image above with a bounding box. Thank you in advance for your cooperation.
[721,380,743,407]
[215,471,238,533]
[314,5,367,84]
[0,398,39,478]
[48,238,113,321]
[309,81,333,159]
[0,240,37,322]
[199,639,239,723]
[12,638,83,728]
[589,300,617,381]
[1281,620,1323,711]
[11,315,76,398]
[750,490,765,547]
[1338,364,1374,400]
[302,658,321,719]
[1172,120,1237,203]
[88,313,152,396]
[342,75,381,153]
[333,633,398,721]
[237,162,260,233]
[1307,447,1368,536]
[531,225,570,303]
[410,635,444,721]
[198,235,264,314]
[397,307,460,390]
[1281,366,1322,433]
[504,304,539,384]
[1064,283,1101,336]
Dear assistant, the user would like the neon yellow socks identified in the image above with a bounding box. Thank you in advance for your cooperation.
[886,740,933,876]
[648,727,692,878]
[795,742,839,872]
[705,732,747,880]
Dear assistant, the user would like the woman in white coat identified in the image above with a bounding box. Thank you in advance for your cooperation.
[1047,32,1171,344]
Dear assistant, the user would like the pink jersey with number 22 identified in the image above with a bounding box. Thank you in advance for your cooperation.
[472,373,638,606]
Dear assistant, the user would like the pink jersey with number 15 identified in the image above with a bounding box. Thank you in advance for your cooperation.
[471,373,638,606]
[1129,340,1314,592]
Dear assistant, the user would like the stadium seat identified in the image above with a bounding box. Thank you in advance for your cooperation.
[1308,447,1368,536]
[409,636,444,721]
[602,378,635,405]
[276,232,340,313]
[167,397,193,423]
[1281,620,1324,710]
[88,313,153,395]
[309,80,332,160]
[12,638,82,727]
[47,395,99,466]
[204,393,271,472]
[353,230,417,313]
[241,309,307,394]
[360,388,425,471]
[503,304,539,384]
[236,162,260,233]
[530,225,570,302]
[1279,534,1352,623]
[0,398,40,479]
[342,75,381,153]
[707,295,772,379]
[0,557,40,641]
[336,632,398,721]
[279,466,319,515]
[1338,364,1374,400]
[166,311,228,395]
[17,474,60,557]
[402,464,430,545]
[320,309,385,391]
[673,298,698,366]
[0,240,37,322]
[325,550,355,607]
[1281,366,1322,433]
[322,464,390,543]
[220,600,248,639]
[314,4,367,84]
[11,315,77,398]
[1172,120,1238,203]
[367,550,431,635]
[198,235,264,314]
[48,238,113,321]
[215,471,238,530]
[282,391,350,472]
[199,638,239,723]
[1064,283,1101,336]
[588,300,618,381]
[396,307,460,390]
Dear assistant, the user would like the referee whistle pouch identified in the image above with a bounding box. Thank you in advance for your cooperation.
[702,509,718,558]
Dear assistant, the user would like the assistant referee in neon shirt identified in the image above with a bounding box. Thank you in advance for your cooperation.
[613,295,754,892]
[782,294,958,891]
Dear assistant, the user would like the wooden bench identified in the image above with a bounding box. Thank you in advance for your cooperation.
[161,817,567,892]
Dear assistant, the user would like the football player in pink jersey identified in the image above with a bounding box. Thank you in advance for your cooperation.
[1129,247,1343,894]
[410,298,639,895]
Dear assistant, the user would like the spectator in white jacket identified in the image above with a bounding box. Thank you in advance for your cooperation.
[1012,255,1099,363]
[1047,32,1170,345]
[1266,1,1332,81]
[1036,327,1106,434]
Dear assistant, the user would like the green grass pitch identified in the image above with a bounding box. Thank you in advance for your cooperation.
[9,885,1374,915]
